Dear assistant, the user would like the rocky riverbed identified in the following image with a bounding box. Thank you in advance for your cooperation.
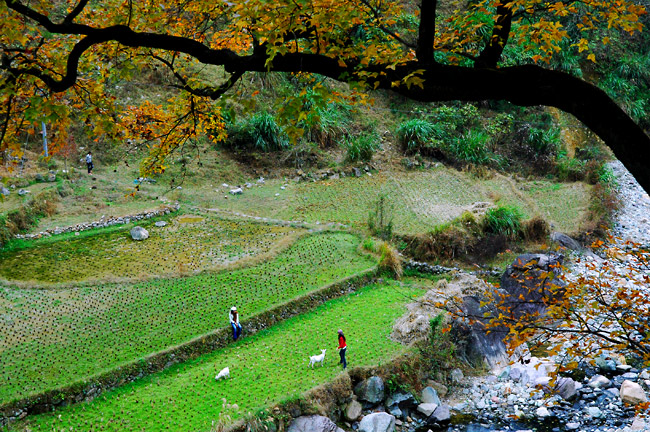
[442,161,650,432]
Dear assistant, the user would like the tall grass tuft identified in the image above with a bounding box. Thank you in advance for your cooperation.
[226,112,288,152]
[344,133,381,162]
[378,241,403,279]
[482,205,523,239]
[396,119,436,154]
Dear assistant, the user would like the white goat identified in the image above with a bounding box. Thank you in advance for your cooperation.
[215,367,230,380]
[308,349,326,368]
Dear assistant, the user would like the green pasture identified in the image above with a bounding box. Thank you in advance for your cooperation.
[11,281,424,432]
[206,167,591,235]
[0,213,303,284]
[0,232,376,405]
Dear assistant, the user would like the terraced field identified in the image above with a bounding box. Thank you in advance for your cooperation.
[0,231,376,405]
[0,213,304,284]
[10,281,424,432]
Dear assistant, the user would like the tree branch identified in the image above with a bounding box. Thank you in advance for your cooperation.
[416,0,437,63]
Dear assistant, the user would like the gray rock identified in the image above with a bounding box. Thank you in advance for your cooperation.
[386,391,415,408]
[47,173,56,182]
[358,412,395,432]
[0,186,9,196]
[18,189,29,196]
[354,376,385,403]
[588,375,611,389]
[431,404,451,422]
[287,415,342,432]
[353,167,362,177]
[344,400,362,422]
[421,387,441,406]
[550,231,582,251]
[130,226,149,241]
[229,187,243,195]
[35,173,45,182]
[556,377,579,400]
[586,406,603,418]
[154,221,168,227]
[450,368,464,383]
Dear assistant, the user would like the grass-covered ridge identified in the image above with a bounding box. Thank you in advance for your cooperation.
[0,212,304,284]
[0,232,376,405]
[11,281,424,432]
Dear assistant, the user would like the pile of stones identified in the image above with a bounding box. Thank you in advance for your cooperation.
[14,204,180,240]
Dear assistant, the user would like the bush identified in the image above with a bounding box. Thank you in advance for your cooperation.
[523,216,550,241]
[344,133,381,162]
[396,119,437,154]
[527,127,560,156]
[448,130,496,165]
[226,112,288,152]
[402,211,479,261]
[482,205,523,239]
[378,241,403,279]
[555,153,586,181]
[417,314,456,379]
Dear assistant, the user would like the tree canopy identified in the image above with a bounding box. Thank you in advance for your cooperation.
[1,0,648,191]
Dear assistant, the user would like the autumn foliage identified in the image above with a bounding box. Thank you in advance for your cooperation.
[440,239,650,377]
[1,0,648,186]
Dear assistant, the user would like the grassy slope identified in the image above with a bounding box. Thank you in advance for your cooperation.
[207,168,591,235]
[11,281,424,432]
[0,232,375,405]
[0,212,303,284]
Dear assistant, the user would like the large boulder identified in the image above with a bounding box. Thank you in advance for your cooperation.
[354,376,385,404]
[0,186,9,196]
[550,232,582,251]
[358,412,395,432]
[500,253,565,318]
[620,380,648,405]
[421,387,441,405]
[287,415,344,432]
[130,226,149,241]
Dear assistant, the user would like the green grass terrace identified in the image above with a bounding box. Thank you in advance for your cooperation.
[0,231,376,405]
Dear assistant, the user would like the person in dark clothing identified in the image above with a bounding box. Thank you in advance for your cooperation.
[229,306,242,341]
[337,329,347,369]
[85,151,93,174]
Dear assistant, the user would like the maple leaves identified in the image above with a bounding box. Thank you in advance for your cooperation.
[0,0,648,184]
[441,239,650,377]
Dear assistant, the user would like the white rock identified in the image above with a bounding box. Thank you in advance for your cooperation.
[417,403,438,417]
[535,407,550,418]
[620,380,648,405]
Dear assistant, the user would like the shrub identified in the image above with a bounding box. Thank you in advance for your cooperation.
[417,314,456,380]
[555,153,586,181]
[482,205,523,239]
[395,119,436,154]
[378,241,403,279]
[523,216,550,241]
[226,112,288,152]
[448,130,497,165]
[527,127,560,156]
[402,212,479,261]
[344,133,381,162]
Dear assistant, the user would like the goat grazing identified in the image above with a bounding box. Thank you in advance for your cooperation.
[215,367,230,380]
[308,349,326,368]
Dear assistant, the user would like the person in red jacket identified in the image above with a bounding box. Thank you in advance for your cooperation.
[337,329,347,369]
